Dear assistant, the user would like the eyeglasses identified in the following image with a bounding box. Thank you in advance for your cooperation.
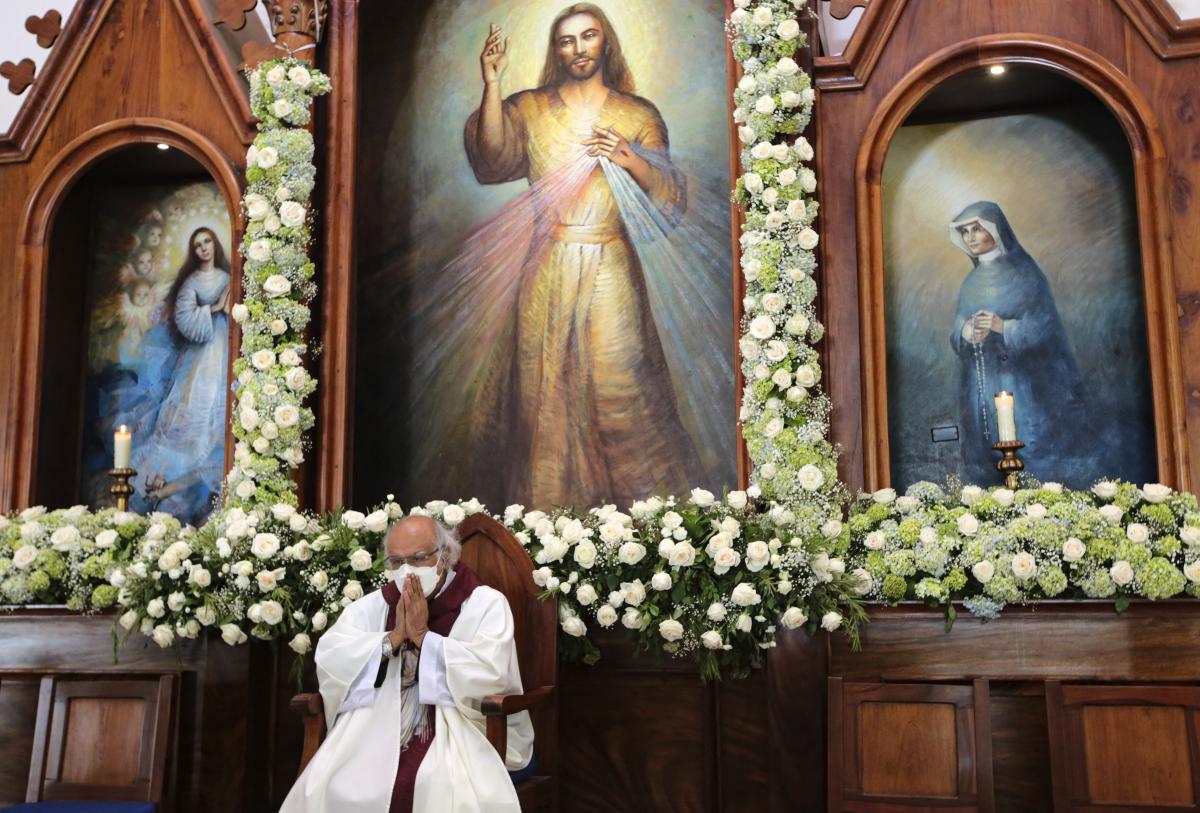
[384,550,438,569]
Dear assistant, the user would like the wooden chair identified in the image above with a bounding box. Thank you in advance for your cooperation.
[1045,681,1200,811]
[292,513,558,812]
[827,677,995,812]
[19,675,174,812]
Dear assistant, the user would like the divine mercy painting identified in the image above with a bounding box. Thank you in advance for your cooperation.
[81,182,232,525]
[883,104,1158,489]
[354,0,736,510]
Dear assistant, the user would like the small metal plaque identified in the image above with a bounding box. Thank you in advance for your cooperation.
[931,425,959,443]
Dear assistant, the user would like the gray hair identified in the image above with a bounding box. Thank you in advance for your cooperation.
[433,520,462,568]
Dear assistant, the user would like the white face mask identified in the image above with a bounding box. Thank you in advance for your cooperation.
[394,563,441,596]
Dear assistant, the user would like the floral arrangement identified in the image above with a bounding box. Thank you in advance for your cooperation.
[225,58,331,511]
[502,488,863,679]
[0,506,181,609]
[848,479,1200,624]
[727,2,845,526]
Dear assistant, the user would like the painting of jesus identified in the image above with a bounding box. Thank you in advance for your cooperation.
[354,0,736,510]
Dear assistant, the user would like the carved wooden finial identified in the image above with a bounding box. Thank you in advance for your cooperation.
[240,40,281,71]
[265,0,330,41]
[1,58,36,95]
[213,0,260,31]
[829,0,869,20]
[25,10,63,49]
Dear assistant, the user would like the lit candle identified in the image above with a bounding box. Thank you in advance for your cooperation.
[114,425,132,469]
[994,392,1016,442]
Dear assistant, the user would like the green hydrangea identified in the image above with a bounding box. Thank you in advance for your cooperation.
[35,550,65,579]
[91,584,118,608]
[942,568,967,593]
[1114,539,1153,568]
[1036,566,1067,597]
[913,577,946,602]
[1138,557,1186,600]
[881,574,908,603]
[897,519,921,546]
[1081,568,1116,598]
[983,574,1022,603]
[884,550,916,577]
[27,570,51,594]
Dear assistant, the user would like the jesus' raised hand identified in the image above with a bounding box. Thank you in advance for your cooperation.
[480,23,509,86]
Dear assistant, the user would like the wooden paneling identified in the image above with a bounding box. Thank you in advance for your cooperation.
[859,701,959,797]
[0,678,40,807]
[59,697,146,785]
[989,686,1053,813]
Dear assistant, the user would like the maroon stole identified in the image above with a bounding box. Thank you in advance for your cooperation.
[385,564,484,813]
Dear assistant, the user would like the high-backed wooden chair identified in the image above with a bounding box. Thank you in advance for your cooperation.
[16,675,174,813]
[827,677,995,812]
[1045,681,1200,811]
[292,513,558,812]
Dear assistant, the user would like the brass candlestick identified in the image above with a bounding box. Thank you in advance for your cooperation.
[108,467,136,512]
[992,440,1024,490]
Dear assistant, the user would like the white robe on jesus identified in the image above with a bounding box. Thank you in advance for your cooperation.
[279,581,534,813]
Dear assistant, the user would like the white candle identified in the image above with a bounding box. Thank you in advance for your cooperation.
[114,425,132,469]
[994,392,1016,442]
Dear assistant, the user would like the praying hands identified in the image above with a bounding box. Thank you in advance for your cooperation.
[964,309,1004,343]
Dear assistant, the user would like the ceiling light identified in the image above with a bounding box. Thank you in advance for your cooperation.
[989,65,1006,75]
[156,143,170,150]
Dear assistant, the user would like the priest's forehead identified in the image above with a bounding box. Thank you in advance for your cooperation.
[387,516,439,555]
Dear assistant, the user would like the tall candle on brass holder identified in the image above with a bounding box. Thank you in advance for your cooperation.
[109,425,136,512]
[991,391,1024,489]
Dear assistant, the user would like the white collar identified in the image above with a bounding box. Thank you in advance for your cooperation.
[434,568,456,598]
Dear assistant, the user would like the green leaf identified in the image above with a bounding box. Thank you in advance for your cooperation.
[1114,595,1131,614]
[944,604,956,633]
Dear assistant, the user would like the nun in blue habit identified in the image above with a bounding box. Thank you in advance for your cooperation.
[948,201,1083,484]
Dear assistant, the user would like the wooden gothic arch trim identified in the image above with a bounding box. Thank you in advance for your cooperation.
[4,118,243,510]
[0,0,255,165]
[853,34,1190,492]
[814,0,1200,92]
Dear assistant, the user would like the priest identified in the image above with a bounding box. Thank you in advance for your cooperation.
[280,515,534,813]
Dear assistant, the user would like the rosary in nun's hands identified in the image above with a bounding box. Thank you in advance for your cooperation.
[969,309,1005,343]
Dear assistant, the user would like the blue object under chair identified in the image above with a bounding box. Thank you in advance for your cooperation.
[2,803,156,813]
[508,753,539,785]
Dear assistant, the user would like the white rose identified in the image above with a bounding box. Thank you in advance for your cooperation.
[772,143,791,162]
[1062,537,1086,562]
[1099,504,1124,524]
[762,292,787,314]
[1182,527,1200,547]
[778,168,797,186]
[852,567,874,596]
[800,168,817,193]
[712,546,742,575]
[617,579,645,607]
[621,608,642,630]
[341,510,365,529]
[774,606,806,631]
[763,416,785,438]
[342,581,364,601]
[896,496,919,514]
[190,568,211,588]
[288,65,312,87]
[796,364,817,386]
[256,570,277,591]
[442,504,466,526]
[1185,561,1200,583]
[777,18,801,40]
[258,600,284,625]
[309,570,329,591]
[239,409,260,431]
[119,610,139,630]
[575,584,598,606]
[736,613,753,632]
[993,488,1015,507]
[786,199,806,221]
[701,630,724,650]
[261,421,279,440]
[1110,560,1134,586]
[755,94,776,115]
[798,464,825,491]
[730,7,750,24]
[776,57,799,76]
[269,318,288,335]
[798,228,820,250]
[821,519,842,539]
[152,625,175,648]
[689,488,716,508]
[157,550,181,572]
[821,611,843,632]
[221,623,247,645]
[751,141,773,160]
[1126,523,1150,544]
[573,540,598,569]
[658,619,685,642]
[745,541,771,572]
[765,340,788,363]
[668,541,696,567]
[1026,503,1047,520]
[94,528,119,549]
[264,214,282,233]
[270,404,299,430]
[292,539,312,559]
[263,274,292,297]
[251,349,276,370]
[743,172,763,194]
[738,125,756,145]
[194,605,216,626]
[957,513,979,535]
[349,549,373,571]
[618,541,647,565]
[12,545,37,569]
[961,485,983,506]
[279,201,306,228]
[358,510,386,533]
[873,488,896,505]
[251,532,280,559]
[1011,552,1037,580]
[561,616,586,637]
[288,633,312,654]
[247,239,272,262]
[864,531,885,550]
[539,536,568,563]
[245,193,271,220]
[145,597,166,619]
[752,5,773,24]
[738,74,757,93]
[731,582,761,606]
[256,146,278,169]
[1093,481,1119,499]
[309,611,328,632]
[749,315,776,340]
[266,65,287,83]
[781,90,801,107]
[972,560,995,583]
[1142,483,1172,503]
[727,491,748,510]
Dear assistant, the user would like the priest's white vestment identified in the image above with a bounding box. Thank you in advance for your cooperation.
[279,578,534,813]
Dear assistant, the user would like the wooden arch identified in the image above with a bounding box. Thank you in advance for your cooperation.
[5,118,243,508]
[854,33,1190,491]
